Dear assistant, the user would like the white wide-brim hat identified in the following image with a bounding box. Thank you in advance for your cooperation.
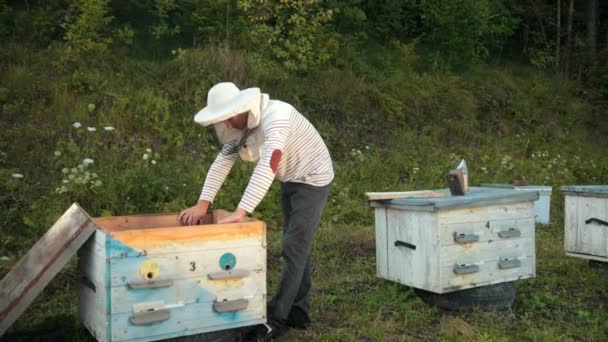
[194,82,261,127]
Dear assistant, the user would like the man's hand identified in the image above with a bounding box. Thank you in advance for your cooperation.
[178,200,210,226]
[218,208,248,224]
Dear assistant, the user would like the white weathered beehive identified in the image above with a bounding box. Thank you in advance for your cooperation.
[369,187,538,294]
[562,185,608,262]
[78,210,266,342]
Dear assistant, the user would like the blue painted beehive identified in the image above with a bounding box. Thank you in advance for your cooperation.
[77,210,266,342]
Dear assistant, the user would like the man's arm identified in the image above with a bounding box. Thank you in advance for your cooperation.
[179,144,238,226]
[199,144,239,202]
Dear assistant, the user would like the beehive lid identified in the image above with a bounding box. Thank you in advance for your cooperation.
[370,186,538,211]
[561,185,608,197]
[480,183,552,192]
[0,203,98,336]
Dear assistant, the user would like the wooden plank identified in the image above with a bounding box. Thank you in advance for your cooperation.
[109,293,266,342]
[77,246,109,342]
[94,210,250,232]
[566,252,608,262]
[0,203,97,336]
[439,217,535,246]
[440,238,535,268]
[374,208,389,278]
[439,257,535,293]
[564,195,579,253]
[386,210,440,292]
[438,202,533,225]
[109,246,266,287]
[108,222,265,257]
[366,190,446,201]
[109,270,265,314]
[576,196,608,257]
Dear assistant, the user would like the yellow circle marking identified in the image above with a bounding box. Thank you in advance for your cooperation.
[139,260,160,280]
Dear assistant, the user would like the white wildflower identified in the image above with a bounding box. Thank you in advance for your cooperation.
[151,160,157,165]
[78,164,85,171]
[164,186,169,190]
[93,180,103,187]
[61,168,69,174]
[146,148,152,153]
[71,168,78,174]
[83,158,94,166]
[11,173,24,178]
[142,153,149,160]
[87,127,96,132]
[91,173,98,178]
[63,179,69,183]
[88,103,96,112]
[104,126,115,131]
[73,122,82,128]
[54,151,62,157]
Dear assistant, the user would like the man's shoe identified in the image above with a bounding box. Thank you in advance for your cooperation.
[247,319,288,341]
[286,307,311,330]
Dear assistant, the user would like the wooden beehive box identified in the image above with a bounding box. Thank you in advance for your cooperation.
[562,185,608,262]
[369,187,538,294]
[77,210,266,342]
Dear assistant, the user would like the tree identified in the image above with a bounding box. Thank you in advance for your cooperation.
[586,0,598,58]
[556,0,561,73]
[564,0,573,78]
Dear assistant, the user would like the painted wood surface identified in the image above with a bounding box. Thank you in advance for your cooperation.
[109,246,265,287]
[437,202,533,225]
[440,257,535,292]
[385,209,441,293]
[78,210,267,342]
[107,222,265,257]
[374,208,389,279]
[78,242,109,342]
[109,295,265,342]
[440,238,534,267]
[0,203,98,336]
[564,194,608,258]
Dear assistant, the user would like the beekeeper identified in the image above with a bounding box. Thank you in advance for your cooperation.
[178,82,334,339]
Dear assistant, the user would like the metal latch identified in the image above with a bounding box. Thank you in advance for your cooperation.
[498,228,521,238]
[208,269,250,280]
[127,279,174,290]
[129,309,170,325]
[498,258,521,269]
[453,264,479,274]
[454,232,479,244]
[213,298,249,313]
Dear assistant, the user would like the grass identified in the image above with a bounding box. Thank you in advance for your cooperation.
[3,216,607,341]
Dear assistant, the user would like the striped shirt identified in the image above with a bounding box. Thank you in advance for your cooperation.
[199,100,334,213]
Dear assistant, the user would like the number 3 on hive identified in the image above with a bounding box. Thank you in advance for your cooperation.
[190,261,196,271]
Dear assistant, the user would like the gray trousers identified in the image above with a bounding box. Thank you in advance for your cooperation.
[268,181,331,322]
